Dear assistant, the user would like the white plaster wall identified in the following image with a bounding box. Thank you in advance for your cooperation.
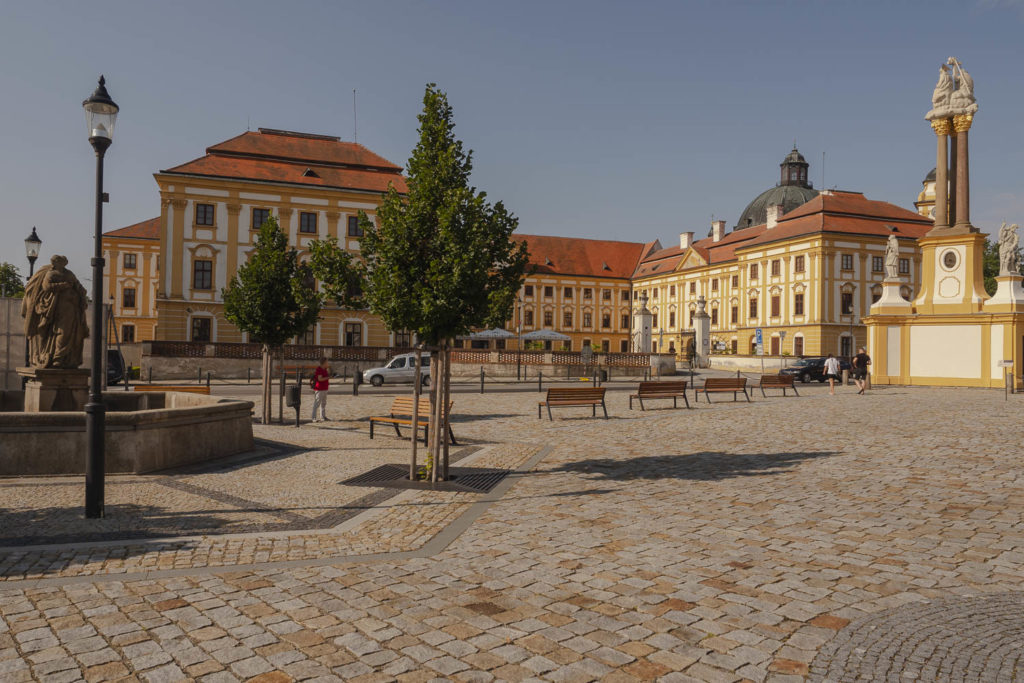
[909,324,981,378]
[991,324,1005,379]
[886,326,901,377]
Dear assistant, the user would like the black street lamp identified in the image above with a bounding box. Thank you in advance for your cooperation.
[23,227,41,373]
[83,75,118,519]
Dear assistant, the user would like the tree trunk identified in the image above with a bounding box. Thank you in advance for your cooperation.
[442,343,452,481]
[410,346,422,480]
[261,344,272,424]
[428,349,442,482]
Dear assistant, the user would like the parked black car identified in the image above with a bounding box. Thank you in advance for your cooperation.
[779,357,851,383]
[107,349,126,386]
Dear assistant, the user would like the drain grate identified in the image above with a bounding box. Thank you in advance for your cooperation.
[453,470,509,494]
[341,464,510,493]
[342,464,408,486]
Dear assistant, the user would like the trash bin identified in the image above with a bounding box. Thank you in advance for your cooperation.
[599,369,608,382]
[285,384,301,408]
[354,370,363,386]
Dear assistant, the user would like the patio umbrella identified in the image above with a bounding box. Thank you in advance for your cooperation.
[469,328,517,339]
[521,329,571,341]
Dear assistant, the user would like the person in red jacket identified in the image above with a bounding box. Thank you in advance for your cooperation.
[310,356,330,422]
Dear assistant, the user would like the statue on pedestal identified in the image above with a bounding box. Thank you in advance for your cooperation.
[925,57,978,121]
[998,222,1020,277]
[884,232,900,280]
[21,255,89,369]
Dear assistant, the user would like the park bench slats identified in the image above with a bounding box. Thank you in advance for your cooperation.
[695,377,750,403]
[133,385,211,395]
[538,387,608,420]
[758,374,799,397]
[369,396,456,445]
[629,381,690,410]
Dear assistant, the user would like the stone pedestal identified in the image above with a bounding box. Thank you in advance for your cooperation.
[17,368,90,412]
[692,296,711,369]
[983,275,1024,312]
[871,279,912,315]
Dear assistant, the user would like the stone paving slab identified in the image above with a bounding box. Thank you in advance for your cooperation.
[0,382,1022,681]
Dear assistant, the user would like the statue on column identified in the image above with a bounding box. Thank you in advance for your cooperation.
[884,232,901,280]
[21,255,90,369]
[998,222,1020,276]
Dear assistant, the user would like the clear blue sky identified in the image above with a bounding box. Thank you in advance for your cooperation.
[2,1,1023,281]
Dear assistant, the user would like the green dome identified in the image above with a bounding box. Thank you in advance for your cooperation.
[734,185,819,230]
[733,146,818,230]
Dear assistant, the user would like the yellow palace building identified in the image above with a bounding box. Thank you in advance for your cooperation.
[101,217,160,342]
[631,149,933,358]
[117,128,408,346]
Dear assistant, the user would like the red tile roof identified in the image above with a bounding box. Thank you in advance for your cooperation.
[160,129,407,194]
[104,216,160,240]
[515,234,650,280]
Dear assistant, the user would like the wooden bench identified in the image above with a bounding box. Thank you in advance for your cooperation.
[694,377,750,403]
[629,381,690,410]
[758,374,799,397]
[133,385,211,395]
[538,387,607,420]
[369,397,456,445]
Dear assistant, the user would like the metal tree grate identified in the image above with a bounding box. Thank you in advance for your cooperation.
[342,464,408,486]
[453,470,509,493]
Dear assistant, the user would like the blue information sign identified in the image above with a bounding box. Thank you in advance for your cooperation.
[755,327,763,345]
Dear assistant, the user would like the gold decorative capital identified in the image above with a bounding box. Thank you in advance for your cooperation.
[325,211,341,221]
[170,198,188,210]
[930,118,953,136]
[226,203,242,216]
[277,208,294,218]
[953,113,973,133]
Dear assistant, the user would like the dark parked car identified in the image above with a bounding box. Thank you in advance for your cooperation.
[107,349,126,386]
[779,356,851,383]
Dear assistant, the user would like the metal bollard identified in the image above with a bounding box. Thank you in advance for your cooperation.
[247,367,251,384]
[480,366,485,394]
[198,367,202,384]
[538,370,542,393]
[147,366,152,383]
[206,372,211,388]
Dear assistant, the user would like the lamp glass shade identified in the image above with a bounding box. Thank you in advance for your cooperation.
[83,76,119,141]
[24,228,41,260]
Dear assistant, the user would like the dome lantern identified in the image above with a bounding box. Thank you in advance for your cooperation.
[780,146,811,188]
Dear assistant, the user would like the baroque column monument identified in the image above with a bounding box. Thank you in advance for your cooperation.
[865,59,1024,387]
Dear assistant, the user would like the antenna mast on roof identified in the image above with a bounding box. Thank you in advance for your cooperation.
[821,151,825,190]
[352,89,358,143]
[247,115,250,132]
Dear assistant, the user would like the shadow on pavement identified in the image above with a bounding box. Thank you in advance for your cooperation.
[545,450,840,481]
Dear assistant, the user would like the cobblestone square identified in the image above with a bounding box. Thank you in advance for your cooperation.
[1,381,1022,681]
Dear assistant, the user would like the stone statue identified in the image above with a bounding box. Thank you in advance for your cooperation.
[885,232,900,280]
[21,255,89,369]
[926,57,978,120]
[998,222,1020,276]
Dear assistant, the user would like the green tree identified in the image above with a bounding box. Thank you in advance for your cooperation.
[361,83,529,479]
[223,216,320,424]
[0,262,25,298]
[307,237,365,310]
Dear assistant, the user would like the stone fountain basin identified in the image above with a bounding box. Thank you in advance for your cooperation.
[0,391,254,476]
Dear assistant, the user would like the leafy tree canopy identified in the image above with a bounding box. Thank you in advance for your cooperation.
[0,262,25,298]
[307,236,366,310]
[360,84,529,345]
[222,216,320,347]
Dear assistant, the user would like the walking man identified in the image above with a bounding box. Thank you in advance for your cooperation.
[310,356,330,422]
[852,346,871,395]
[823,353,841,395]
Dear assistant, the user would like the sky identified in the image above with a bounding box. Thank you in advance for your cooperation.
[2,0,1024,284]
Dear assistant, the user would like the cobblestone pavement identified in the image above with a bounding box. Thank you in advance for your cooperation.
[1,381,1023,681]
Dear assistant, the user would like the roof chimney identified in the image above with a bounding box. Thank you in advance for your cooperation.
[711,220,726,243]
[679,231,694,250]
[766,204,784,229]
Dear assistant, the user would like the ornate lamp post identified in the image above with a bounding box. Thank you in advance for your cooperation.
[23,228,41,371]
[83,76,119,519]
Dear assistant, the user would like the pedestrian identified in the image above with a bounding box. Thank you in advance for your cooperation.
[824,353,841,395]
[852,346,871,395]
[310,356,330,422]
